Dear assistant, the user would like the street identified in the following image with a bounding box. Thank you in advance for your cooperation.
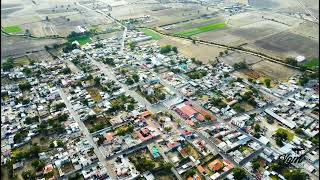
[58,88,118,180]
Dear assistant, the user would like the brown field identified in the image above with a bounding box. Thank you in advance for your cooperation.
[157,36,225,63]
[251,60,300,80]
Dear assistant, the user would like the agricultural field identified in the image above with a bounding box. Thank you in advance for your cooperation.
[1,33,66,60]
[253,31,319,59]
[3,25,23,34]
[174,22,227,37]
[138,28,162,40]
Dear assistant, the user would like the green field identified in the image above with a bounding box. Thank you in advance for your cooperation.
[3,25,23,33]
[174,22,227,37]
[303,58,319,70]
[69,36,92,45]
[138,28,162,40]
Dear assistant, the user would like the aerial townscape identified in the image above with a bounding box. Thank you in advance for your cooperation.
[1,0,319,180]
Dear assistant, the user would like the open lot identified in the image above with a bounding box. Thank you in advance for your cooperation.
[157,36,225,63]
[251,60,300,80]
[1,34,66,60]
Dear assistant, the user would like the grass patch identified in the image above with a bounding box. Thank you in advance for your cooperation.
[69,36,92,45]
[303,58,319,70]
[175,22,226,37]
[276,128,294,141]
[138,28,162,40]
[87,88,102,102]
[3,25,23,33]
[13,56,30,67]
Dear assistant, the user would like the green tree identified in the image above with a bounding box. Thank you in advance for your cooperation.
[204,115,211,121]
[264,78,271,88]
[31,160,45,171]
[172,46,178,53]
[283,169,308,180]
[126,78,134,85]
[251,158,260,171]
[160,45,172,54]
[97,136,105,146]
[285,58,298,66]
[254,124,261,133]
[132,74,139,82]
[22,170,36,180]
[233,167,247,180]
[185,169,196,178]
[94,77,101,87]
[19,82,32,91]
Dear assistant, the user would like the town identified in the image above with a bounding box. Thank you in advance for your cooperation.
[1,23,319,180]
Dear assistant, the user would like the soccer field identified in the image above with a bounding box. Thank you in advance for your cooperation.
[138,28,162,40]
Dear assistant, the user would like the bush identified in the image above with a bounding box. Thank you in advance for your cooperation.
[233,61,247,70]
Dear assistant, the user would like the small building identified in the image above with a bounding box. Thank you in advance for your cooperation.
[295,55,306,64]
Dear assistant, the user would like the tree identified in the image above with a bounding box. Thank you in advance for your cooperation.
[129,42,136,50]
[30,144,41,157]
[233,61,247,70]
[97,136,105,146]
[172,46,178,53]
[126,78,134,85]
[160,45,172,54]
[285,58,298,66]
[2,58,14,71]
[185,169,196,178]
[248,78,253,83]
[31,160,45,171]
[295,128,304,135]
[224,50,228,55]
[204,115,211,121]
[233,103,244,112]
[46,16,49,21]
[251,158,260,171]
[57,140,64,147]
[264,78,271,88]
[192,39,196,44]
[22,170,36,180]
[127,104,134,111]
[254,124,261,133]
[132,74,139,82]
[19,82,32,91]
[25,29,31,36]
[219,51,224,57]
[283,169,308,180]
[233,167,247,180]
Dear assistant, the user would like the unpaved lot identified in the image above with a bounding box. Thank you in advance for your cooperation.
[157,36,226,63]
[251,60,300,80]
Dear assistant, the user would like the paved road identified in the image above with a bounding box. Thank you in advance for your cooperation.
[58,88,118,180]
